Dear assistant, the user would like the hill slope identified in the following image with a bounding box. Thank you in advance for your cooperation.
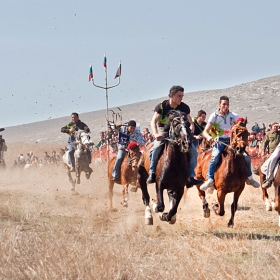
[4,75,280,143]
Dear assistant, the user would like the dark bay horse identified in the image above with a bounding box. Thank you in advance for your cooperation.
[137,110,192,225]
[195,120,249,227]
[108,143,142,209]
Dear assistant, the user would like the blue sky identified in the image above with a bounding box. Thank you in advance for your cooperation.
[1,1,280,127]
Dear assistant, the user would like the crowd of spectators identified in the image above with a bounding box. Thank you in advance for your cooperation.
[95,126,155,152]
[14,150,62,169]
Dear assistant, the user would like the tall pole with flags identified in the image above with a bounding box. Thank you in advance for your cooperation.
[89,54,121,161]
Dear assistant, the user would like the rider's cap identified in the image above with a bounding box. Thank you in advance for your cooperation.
[236,117,244,123]
[128,142,138,149]
[127,120,136,127]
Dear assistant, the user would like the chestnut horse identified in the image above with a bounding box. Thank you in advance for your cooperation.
[253,156,280,225]
[108,145,142,209]
[195,120,249,227]
[137,110,191,225]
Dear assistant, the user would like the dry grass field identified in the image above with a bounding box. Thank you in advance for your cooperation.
[0,142,279,280]
[1,76,280,279]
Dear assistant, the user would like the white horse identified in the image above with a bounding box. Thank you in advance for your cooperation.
[62,130,95,191]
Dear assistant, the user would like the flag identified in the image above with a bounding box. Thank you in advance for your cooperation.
[114,62,121,79]
[103,54,107,68]
[88,63,93,82]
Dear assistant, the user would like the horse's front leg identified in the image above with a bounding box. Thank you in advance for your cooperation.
[196,186,210,218]
[160,188,184,224]
[215,190,225,216]
[75,158,81,184]
[122,184,129,207]
[138,167,153,225]
[260,173,272,211]
[228,187,244,228]
[152,182,165,213]
[67,167,76,191]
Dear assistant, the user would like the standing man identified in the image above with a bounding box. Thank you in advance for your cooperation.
[146,85,203,186]
[193,110,207,147]
[111,120,146,181]
[200,96,260,191]
[61,112,90,172]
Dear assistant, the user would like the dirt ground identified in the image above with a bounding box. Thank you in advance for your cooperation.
[1,141,280,237]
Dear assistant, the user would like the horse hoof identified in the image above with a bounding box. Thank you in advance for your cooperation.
[130,186,137,192]
[212,204,219,211]
[122,201,128,208]
[152,202,158,213]
[86,173,90,179]
[77,179,80,184]
[169,215,176,224]
[145,218,153,225]
[204,208,210,218]
[266,204,272,211]
[71,187,75,192]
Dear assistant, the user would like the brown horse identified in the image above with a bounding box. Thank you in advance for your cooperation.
[137,110,192,225]
[253,155,280,225]
[195,120,249,227]
[108,144,142,209]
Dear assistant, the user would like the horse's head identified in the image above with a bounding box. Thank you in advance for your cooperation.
[167,110,192,152]
[127,142,141,171]
[230,117,249,154]
[75,130,94,150]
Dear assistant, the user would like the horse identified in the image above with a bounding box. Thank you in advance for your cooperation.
[253,155,280,225]
[195,119,249,227]
[137,110,192,225]
[107,142,142,209]
[62,130,94,192]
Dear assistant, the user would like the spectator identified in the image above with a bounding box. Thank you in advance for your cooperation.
[193,110,207,147]
[251,122,260,134]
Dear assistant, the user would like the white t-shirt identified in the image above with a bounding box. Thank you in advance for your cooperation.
[208,110,238,138]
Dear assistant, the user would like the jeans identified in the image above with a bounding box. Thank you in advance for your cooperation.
[206,138,252,179]
[149,130,166,174]
[68,137,75,167]
[112,149,127,179]
[187,143,198,178]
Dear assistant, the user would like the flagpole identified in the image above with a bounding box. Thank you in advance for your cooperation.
[89,55,121,164]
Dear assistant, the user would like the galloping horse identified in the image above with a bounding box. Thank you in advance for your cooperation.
[108,142,142,209]
[253,156,280,225]
[137,110,192,225]
[62,130,94,191]
[195,119,249,227]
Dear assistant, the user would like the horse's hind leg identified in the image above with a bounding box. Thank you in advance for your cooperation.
[228,187,244,228]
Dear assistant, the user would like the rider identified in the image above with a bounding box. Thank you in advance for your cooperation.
[193,110,207,147]
[111,120,146,181]
[61,112,90,172]
[146,85,204,186]
[260,122,280,188]
[200,95,260,191]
